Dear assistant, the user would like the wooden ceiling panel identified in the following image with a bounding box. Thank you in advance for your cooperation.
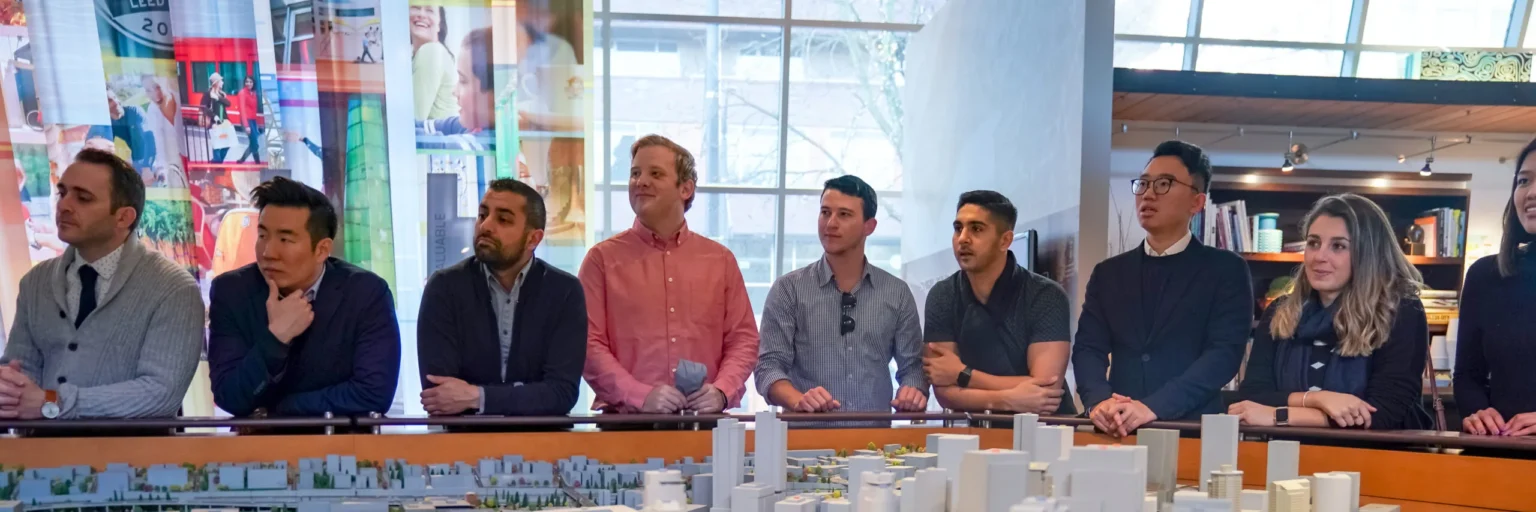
[1110,93,1536,133]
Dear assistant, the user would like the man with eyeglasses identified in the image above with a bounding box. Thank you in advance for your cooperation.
[921,191,1073,416]
[756,176,928,418]
[1073,140,1253,437]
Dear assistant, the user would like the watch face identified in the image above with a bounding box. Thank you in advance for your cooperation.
[41,402,60,419]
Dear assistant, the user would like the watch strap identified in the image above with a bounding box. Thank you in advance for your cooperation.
[957,367,974,389]
[44,389,58,403]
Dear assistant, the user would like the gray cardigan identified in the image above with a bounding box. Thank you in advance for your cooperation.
[1,237,204,418]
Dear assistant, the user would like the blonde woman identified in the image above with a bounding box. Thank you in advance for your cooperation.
[1230,193,1429,430]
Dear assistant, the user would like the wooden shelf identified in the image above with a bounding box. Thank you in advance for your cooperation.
[1239,252,1463,266]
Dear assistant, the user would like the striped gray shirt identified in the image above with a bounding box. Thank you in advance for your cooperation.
[755,257,927,414]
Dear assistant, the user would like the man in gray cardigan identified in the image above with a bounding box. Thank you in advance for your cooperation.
[0,149,204,419]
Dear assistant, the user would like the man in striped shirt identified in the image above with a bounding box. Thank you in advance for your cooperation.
[756,175,928,415]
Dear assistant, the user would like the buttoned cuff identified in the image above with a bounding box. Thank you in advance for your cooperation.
[477,387,487,415]
[622,381,655,411]
[56,383,79,419]
[714,379,743,408]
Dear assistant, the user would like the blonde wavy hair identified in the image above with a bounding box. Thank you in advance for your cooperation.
[1269,193,1422,357]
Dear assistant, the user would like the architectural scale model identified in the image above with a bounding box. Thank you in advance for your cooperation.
[0,412,1395,512]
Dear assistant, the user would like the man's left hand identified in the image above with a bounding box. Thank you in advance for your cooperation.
[0,361,44,419]
[1503,412,1536,436]
[422,375,483,416]
[687,383,727,413]
[1111,393,1157,437]
[923,344,965,387]
[891,386,928,412]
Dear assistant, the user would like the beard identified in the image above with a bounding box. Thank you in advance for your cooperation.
[475,233,529,270]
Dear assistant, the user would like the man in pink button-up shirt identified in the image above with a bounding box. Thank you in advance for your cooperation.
[579,134,759,414]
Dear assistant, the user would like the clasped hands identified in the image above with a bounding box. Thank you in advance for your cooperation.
[1090,394,1158,437]
[640,384,728,414]
[0,360,46,419]
[1464,408,1536,437]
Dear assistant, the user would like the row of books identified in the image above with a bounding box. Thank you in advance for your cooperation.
[1422,289,1458,326]
[1191,200,1253,252]
[1412,208,1467,258]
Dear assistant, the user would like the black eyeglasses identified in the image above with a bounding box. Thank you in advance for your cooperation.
[1130,176,1201,196]
[840,292,857,335]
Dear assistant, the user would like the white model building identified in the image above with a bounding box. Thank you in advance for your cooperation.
[1031,426,1072,464]
[1207,464,1242,510]
[1198,415,1239,494]
[909,468,947,512]
[1067,445,1146,512]
[1009,497,1064,512]
[642,470,687,512]
[957,449,1030,512]
[755,412,788,493]
[1136,428,1179,508]
[775,494,820,512]
[1265,441,1300,485]
[1171,490,1231,512]
[1313,472,1352,512]
[1268,479,1311,512]
[1012,414,1039,454]
[730,483,776,512]
[845,456,886,505]
[856,471,896,512]
[932,435,977,512]
[712,419,746,512]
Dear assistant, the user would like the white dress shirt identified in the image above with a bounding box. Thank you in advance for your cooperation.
[65,243,125,323]
[1143,231,1193,258]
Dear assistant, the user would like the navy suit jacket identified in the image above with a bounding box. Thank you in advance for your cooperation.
[416,257,587,416]
[1072,239,1253,420]
[208,259,401,417]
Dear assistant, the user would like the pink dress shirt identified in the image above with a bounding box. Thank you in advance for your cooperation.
[579,219,760,411]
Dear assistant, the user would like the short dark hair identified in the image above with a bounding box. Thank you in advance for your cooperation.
[1150,140,1212,193]
[822,175,877,220]
[630,134,698,211]
[487,178,547,230]
[463,27,493,92]
[251,176,337,248]
[957,190,1017,231]
[73,148,145,231]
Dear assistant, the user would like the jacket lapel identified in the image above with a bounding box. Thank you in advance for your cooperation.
[307,259,343,337]
[469,258,501,382]
[50,247,74,315]
[1125,243,1149,347]
[510,259,546,380]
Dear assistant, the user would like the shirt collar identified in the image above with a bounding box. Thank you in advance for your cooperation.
[71,241,126,282]
[813,256,874,291]
[959,250,1020,307]
[304,262,328,302]
[483,258,534,294]
[1143,230,1193,257]
[630,218,693,250]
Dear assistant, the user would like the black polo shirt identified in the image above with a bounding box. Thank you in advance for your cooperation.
[923,251,1076,414]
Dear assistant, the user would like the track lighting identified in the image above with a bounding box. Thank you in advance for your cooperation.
[1421,157,1434,177]
[1281,158,1295,172]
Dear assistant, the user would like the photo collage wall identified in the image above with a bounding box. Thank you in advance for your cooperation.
[0,0,591,338]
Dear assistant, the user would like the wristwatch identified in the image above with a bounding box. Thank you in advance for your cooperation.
[957,367,974,389]
[1275,406,1289,427]
[41,389,60,419]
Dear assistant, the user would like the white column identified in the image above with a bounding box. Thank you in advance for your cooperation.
[754,412,787,492]
[911,468,947,512]
[1199,415,1239,493]
[775,495,819,512]
[712,418,743,512]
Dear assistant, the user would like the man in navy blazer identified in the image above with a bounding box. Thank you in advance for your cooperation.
[416,179,586,416]
[1073,141,1252,436]
[208,177,400,417]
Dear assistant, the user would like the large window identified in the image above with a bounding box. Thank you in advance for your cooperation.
[595,0,933,413]
[1114,0,1536,79]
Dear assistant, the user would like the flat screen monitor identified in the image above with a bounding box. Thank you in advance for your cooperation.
[1018,228,1038,272]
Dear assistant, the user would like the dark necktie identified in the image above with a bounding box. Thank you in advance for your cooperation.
[76,265,98,329]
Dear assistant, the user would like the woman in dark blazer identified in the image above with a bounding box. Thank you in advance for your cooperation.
[1458,137,1536,436]
[1231,193,1429,430]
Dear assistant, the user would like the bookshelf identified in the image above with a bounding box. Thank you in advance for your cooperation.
[1204,167,1472,327]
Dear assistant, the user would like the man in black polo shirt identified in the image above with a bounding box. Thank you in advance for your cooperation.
[1073,140,1252,437]
[922,190,1073,415]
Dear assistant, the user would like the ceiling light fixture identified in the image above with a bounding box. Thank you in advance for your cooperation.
[1281,131,1305,172]
[1281,157,1295,173]
[1397,154,1407,164]
[1421,136,1436,177]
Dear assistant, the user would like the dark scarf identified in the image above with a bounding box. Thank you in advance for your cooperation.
[1274,297,1370,398]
